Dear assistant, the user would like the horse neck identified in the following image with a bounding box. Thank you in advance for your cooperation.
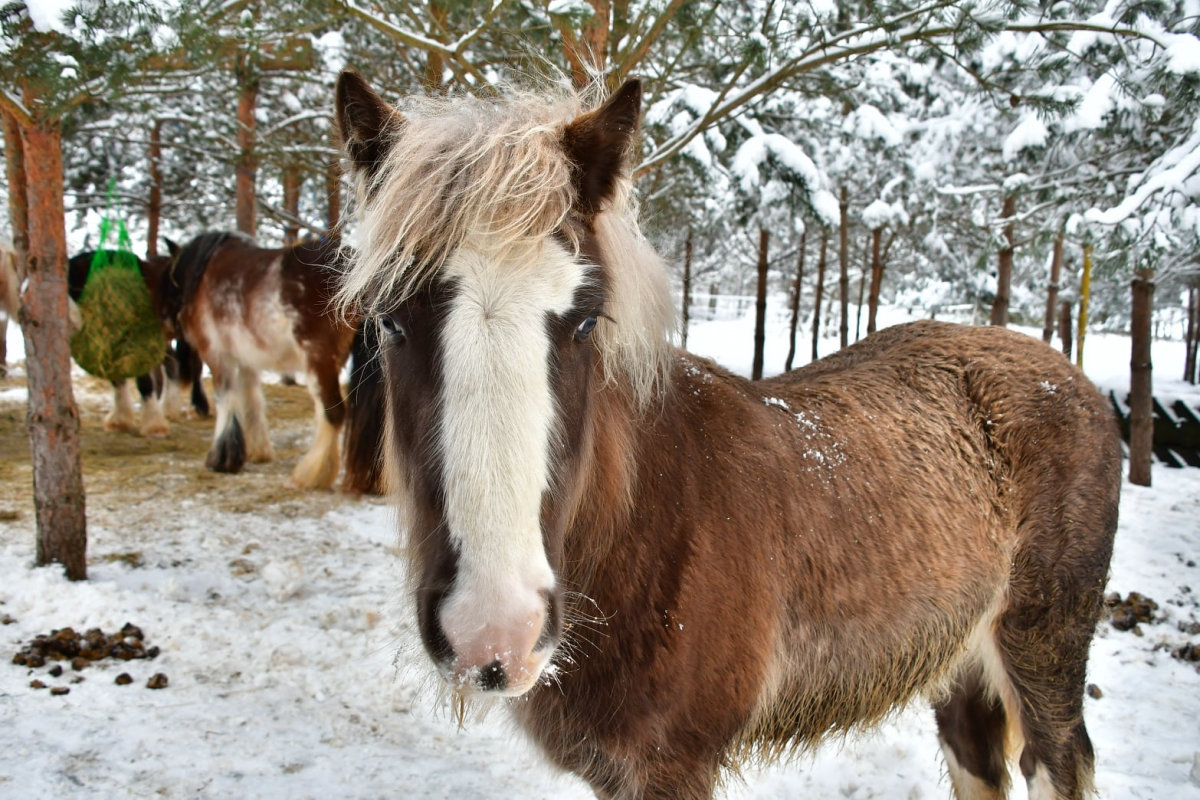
[562,353,693,588]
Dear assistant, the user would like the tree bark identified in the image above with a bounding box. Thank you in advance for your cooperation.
[681,231,692,350]
[1077,244,1093,368]
[1042,227,1064,343]
[752,227,768,380]
[236,73,259,237]
[784,232,805,371]
[1183,285,1197,384]
[811,230,827,362]
[854,252,865,343]
[146,120,163,258]
[838,186,849,349]
[867,226,884,334]
[326,159,341,232]
[282,164,302,246]
[2,108,29,377]
[1129,269,1155,487]
[19,120,88,580]
[1059,300,1072,361]
[990,194,1016,326]
[424,1,449,93]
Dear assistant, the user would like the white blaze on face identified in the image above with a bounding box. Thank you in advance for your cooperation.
[436,235,588,692]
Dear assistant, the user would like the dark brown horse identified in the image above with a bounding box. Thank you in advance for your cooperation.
[335,72,1121,800]
[162,232,375,491]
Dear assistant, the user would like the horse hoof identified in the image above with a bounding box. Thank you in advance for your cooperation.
[140,424,169,439]
[207,418,246,473]
[104,418,136,433]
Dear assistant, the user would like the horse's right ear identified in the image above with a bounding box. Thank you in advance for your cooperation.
[335,70,404,179]
[165,238,180,258]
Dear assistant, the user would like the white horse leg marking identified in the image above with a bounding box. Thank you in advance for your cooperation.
[940,741,1005,800]
[105,380,137,432]
[139,384,169,438]
[163,371,185,420]
[435,238,587,694]
[289,372,341,490]
[238,369,273,463]
[1026,763,1060,800]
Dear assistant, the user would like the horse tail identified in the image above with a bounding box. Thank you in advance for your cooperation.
[341,320,385,495]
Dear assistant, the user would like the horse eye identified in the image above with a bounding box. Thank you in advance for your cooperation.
[378,314,406,343]
[574,316,598,341]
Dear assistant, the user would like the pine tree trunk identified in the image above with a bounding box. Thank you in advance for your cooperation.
[1129,269,1155,487]
[424,2,449,93]
[19,121,87,580]
[326,159,341,232]
[282,165,302,246]
[1059,301,1072,360]
[1077,244,1093,368]
[147,120,163,257]
[811,230,827,362]
[784,232,805,371]
[1183,285,1197,384]
[1042,227,1064,343]
[838,187,849,349]
[990,194,1016,326]
[681,232,692,350]
[752,227,768,380]
[867,226,883,334]
[2,108,29,377]
[236,75,259,237]
[854,249,865,343]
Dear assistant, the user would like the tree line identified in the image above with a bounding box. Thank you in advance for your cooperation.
[2,0,1199,578]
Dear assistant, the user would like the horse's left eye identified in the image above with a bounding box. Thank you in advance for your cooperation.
[575,316,598,341]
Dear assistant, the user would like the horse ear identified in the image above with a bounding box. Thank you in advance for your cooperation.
[165,238,180,258]
[335,69,404,179]
[563,78,642,215]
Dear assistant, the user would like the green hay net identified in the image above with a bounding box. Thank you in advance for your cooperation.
[70,210,166,382]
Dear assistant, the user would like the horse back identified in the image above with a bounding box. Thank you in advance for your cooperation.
[548,321,1120,772]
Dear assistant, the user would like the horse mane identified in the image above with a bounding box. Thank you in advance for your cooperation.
[337,85,676,410]
[161,231,250,328]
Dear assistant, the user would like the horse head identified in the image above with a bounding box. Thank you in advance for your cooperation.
[335,71,674,697]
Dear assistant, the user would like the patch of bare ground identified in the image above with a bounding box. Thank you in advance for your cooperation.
[0,365,373,558]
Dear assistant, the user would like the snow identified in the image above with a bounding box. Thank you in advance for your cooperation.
[1002,114,1049,162]
[24,0,79,34]
[2,307,1200,798]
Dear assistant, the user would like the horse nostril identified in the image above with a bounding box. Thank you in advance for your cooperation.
[478,659,507,692]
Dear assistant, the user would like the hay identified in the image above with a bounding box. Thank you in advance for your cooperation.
[70,253,166,382]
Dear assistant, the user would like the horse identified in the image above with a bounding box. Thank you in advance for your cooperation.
[161,232,373,491]
[0,240,18,377]
[334,71,1122,800]
[66,249,207,437]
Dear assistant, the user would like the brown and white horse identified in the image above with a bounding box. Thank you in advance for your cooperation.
[0,240,19,377]
[162,232,365,490]
[335,72,1122,800]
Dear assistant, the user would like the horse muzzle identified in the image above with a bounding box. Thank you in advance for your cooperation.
[437,589,560,697]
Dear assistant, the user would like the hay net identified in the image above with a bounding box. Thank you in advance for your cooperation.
[70,210,166,382]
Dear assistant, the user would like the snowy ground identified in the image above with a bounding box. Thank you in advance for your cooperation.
[1,306,1199,799]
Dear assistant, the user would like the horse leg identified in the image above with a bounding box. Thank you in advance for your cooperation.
[205,364,246,473]
[238,368,273,463]
[990,499,1114,800]
[934,663,1012,799]
[104,380,138,432]
[137,368,170,438]
[161,350,185,421]
[289,365,344,490]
